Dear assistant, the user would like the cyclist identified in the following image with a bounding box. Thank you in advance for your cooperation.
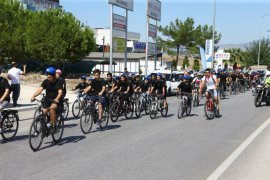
[191,72,202,98]
[263,74,270,97]
[139,76,151,102]
[111,74,131,103]
[105,72,116,106]
[218,69,228,92]
[84,69,106,126]
[200,68,220,112]
[56,69,67,100]
[31,67,63,133]
[151,73,168,108]
[178,75,193,105]
[0,69,11,133]
[230,71,238,93]
[72,75,88,98]
[133,75,142,93]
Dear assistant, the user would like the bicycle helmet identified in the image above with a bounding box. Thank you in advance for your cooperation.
[145,76,150,80]
[56,69,62,75]
[81,75,87,80]
[45,67,56,76]
[183,75,189,80]
[157,72,162,77]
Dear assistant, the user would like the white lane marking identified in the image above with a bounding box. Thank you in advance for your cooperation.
[207,116,270,180]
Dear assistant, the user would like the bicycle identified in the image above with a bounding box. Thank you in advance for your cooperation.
[62,98,69,120]
[80,96,109,134]
[204,90,219,120]
[149,93,168,120]
[0,109,19,141]
[177,92,192,119]
[29,99,64,151]
[110,92,134,122]
[72,90,87,118]
[135,92,151,117]
[219,83,226,100]
[193,88,200,107]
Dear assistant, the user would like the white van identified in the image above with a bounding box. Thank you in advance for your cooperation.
[150,70,184,96]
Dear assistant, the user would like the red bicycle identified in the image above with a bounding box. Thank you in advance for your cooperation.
[204,90,219,120]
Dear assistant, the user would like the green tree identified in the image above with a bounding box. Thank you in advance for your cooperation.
[224,48,244,66]
[25,9,95,66]
[183,56,189,69]
[193,58,200,71]
[244,38,270,67]
[159,17,195,64]
[171,59,177,70]
[0,0,30,62]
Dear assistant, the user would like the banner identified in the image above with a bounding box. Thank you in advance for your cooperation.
[215,53,230,60]
[148,24,157,38]
[199,47,207,70]
[205,39,213,62]
[108,0,133,11]
[113,14,126,31]
[147,0,161,21]
[113,37,125,52]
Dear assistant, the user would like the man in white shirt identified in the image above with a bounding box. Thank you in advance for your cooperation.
[200,68,220,111]
[7,62,26,107]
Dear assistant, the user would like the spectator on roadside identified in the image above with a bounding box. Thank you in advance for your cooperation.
[123,68,130,77]
[7,62,26,107]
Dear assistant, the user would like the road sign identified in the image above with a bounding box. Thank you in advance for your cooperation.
[147,0,161,21]
[108,0,133,11]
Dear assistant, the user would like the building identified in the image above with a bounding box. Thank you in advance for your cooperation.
[18,0,61,11]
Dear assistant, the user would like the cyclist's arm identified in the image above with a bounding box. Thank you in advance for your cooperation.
[84,86,91,93]
[99,86,106,96]
[55,89,63,102]
[0,88,9,102]
[125,86,130,93]
[31,87,44,99]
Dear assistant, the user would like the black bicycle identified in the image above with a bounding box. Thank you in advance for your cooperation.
[29,99,64,151]
[219,83,226,100]
[72,91,87,118]
[0,109,19,141]
[177,92,192,119]
[134,92,151,117]
[80,96,109,134]
[110,92,134,122]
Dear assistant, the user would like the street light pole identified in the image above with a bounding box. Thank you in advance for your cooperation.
[258,13,270,66]
[211,0,216,69]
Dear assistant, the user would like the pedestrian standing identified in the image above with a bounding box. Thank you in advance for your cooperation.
[7,61,26,107]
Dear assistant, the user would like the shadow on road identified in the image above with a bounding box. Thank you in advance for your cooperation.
[64,123,77,129]
[92,124,121,133]
[0,134,29,143]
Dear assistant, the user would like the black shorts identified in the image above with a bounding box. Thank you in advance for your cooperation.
[42,99,62,109]
[91,96,106,107]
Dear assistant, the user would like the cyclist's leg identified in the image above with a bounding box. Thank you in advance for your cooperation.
[49,103,58,126]
[213,90,219,110]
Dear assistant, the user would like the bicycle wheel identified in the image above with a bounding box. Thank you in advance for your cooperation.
[52,115,64,142]
[1,112,19,141]
[29,116,44,151]
[62,101,69,120]
[161,104,168,117]
[193,94,197,107]
[72,100,81,118]
[100,109,109,129]
[149,102,157,119]
[125,101,134,119]
[204,100,215,120]
[134,99,142,118]
[177,101,185,119]
[186,103,192,116]
[254,94,261,107]
[80,109,93,134]
[144,99,151,115]
[33,107,42,121]
[110,102,119,122]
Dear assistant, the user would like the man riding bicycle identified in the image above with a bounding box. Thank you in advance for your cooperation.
[178,75,193,105]
[84,69,106,126]
[151,73,168,108]
[200,68,220,112]
[31,67,63,133]
[72,75,88,98]
[218,69,228,92]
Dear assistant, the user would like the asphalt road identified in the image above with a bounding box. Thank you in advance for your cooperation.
[1,91,270,180]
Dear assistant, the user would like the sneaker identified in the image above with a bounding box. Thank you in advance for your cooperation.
[96,119,102,126]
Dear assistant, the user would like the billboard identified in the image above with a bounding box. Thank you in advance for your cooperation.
[113,37,125,52]
[108,0,133,11]
[205,39,213,62]
[147,0,161,21]
[148,42,156,55]
[215,53,230,60]
[113,14,126,31]
[148,24,157,38]
[133,42,146,53]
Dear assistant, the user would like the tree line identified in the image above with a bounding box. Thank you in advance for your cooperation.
[0,0,95,68]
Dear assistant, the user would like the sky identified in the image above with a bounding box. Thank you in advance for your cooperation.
[61,0,270,45]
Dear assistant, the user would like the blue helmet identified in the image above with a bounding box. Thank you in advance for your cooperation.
[45,67,56,76]
[81,75,87,80]
[88,77,94,81]
[183,75,189,80]
[145,76,150,80]
[157,73,162,77]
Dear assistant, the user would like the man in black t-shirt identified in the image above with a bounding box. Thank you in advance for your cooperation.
[218,70,227,91]
[178,75,193,105]
[151,73,168,108]
[72,75,88,98]
[0,69,11,133]
[31,67,63,131]
[133,75,142,93]
[56,69,66,100]
[84,69,106,126]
